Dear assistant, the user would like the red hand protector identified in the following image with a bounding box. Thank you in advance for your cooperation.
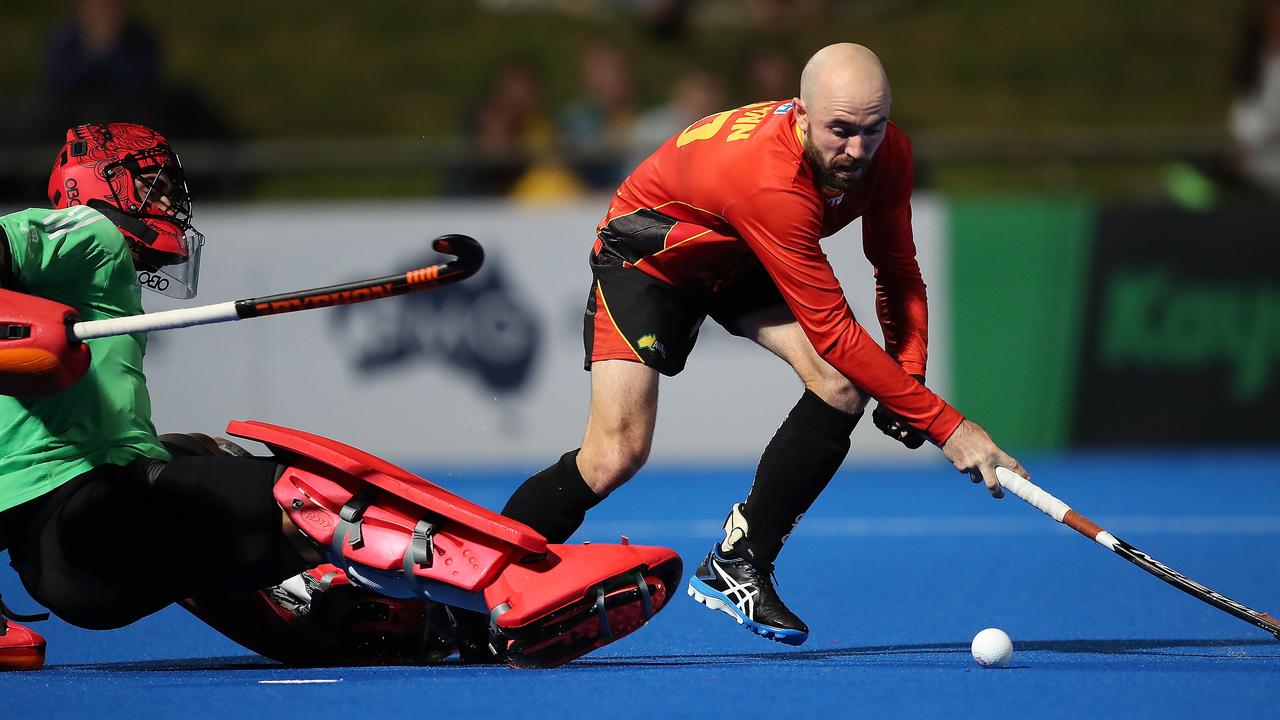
[0,288,89,396]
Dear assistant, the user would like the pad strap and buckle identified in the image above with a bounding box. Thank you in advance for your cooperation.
[405,519,438,570]
[402,517,441,597]
[332,488,376,559]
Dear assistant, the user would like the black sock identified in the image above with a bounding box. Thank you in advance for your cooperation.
[738,389,862,565]
[501,449,602,543]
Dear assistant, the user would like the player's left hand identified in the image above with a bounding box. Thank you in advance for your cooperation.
[872,375,927,449]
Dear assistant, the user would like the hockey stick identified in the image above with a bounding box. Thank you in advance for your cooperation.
[71,234,483,341]
[994,466,1280,640]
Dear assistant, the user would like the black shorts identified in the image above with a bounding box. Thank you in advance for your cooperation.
[0,455,309,630]
[583,252,785,376]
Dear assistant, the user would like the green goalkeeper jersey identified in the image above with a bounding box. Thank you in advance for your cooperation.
[0,206,170,513]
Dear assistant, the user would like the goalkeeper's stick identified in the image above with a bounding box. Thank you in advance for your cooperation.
[72,234,483,341]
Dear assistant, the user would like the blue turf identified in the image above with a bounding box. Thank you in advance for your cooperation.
[4,452,1279,718]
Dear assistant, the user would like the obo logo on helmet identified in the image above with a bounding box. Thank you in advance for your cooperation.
[137,272,171,293]
[63,178,81,206]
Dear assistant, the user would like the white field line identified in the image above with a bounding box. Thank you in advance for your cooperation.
[257,679,342,684]
[577,515,1280,540]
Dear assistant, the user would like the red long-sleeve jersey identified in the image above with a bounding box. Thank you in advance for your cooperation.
[593,100,963,444]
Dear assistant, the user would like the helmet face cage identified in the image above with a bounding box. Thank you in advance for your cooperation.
[48,123,205,299]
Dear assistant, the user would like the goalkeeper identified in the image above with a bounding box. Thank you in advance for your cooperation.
[0,123,677,671]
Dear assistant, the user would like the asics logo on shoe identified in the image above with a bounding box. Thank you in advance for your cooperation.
[712,558,759,617]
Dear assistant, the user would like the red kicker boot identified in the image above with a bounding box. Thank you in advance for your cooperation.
[0,597,48,671]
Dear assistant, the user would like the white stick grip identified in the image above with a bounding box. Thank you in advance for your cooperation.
[72,302,239,340]
[995,466,1071,523]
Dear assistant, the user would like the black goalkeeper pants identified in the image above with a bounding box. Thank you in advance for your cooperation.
[0,455,310,630]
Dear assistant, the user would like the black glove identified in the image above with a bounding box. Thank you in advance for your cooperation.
[872,374,927,450]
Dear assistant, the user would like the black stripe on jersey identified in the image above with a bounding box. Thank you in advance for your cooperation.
[597,208,678,264]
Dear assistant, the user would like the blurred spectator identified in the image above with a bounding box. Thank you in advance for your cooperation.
[453,59,557,195]
[43,0,164,134]
[508,160,588,203]
[742,46,796,102]
[1,0,240,200]
[746,0,827,32]
[627,66,727,169]
[1229,0,1280,197]
[1,0,168,203]
[48,0,159,89]
[558,43,637,190]
[633,0,694,43]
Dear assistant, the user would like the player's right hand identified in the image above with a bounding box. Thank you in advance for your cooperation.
[939,419,1029,499]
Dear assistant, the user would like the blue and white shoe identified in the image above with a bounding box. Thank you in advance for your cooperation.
[687,540,809,646]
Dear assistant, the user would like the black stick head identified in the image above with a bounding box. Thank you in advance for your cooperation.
[432,234,484,272]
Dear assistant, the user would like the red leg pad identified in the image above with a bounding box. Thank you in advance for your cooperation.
[235,419,684,666]
[231,420,546,554]
[274,457,524,593]
[0,621,47,672]
[0,288,88,397]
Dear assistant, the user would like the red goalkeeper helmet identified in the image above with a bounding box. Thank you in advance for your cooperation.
[48,123,205,298]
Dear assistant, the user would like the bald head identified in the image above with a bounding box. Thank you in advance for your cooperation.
[795,43,893,190]
[799,43,891,113]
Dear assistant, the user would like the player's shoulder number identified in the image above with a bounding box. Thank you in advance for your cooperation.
[676,101,782,148]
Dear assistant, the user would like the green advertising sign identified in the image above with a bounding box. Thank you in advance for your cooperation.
[948,198,1093,450]
[950,199,1280,448]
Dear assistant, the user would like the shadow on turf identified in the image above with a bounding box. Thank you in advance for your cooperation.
[575,638,1280,667]
[48,638,1276,672]
[54,656,285,672]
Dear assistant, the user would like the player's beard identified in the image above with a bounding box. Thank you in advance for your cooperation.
[803,134,864,191]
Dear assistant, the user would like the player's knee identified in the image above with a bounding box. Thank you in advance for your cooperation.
[580,438,649,493]
[803,373,867,416]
